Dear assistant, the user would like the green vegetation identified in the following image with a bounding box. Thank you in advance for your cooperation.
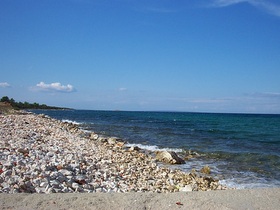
[0,96,69,110]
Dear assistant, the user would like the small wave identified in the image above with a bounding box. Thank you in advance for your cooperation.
[62,119,81,125]
[125,143,183,153]
[219,177,280,189]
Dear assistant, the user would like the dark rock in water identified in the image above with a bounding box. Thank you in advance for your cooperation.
[155,151,185,164]
[185,149,200,160]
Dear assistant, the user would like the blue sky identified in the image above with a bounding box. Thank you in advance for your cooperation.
[1,0,280,113]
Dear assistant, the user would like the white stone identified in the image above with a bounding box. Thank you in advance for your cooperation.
[179,185,193,192]
[72,182,80,189]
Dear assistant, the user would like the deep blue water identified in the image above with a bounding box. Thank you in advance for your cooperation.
[31,110,280,189]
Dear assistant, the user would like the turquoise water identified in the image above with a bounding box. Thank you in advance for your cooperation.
[31,110,280,189]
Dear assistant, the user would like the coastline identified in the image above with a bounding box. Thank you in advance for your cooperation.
[0,111,225,193]
[1,111,280,209]
[30,109,280,189]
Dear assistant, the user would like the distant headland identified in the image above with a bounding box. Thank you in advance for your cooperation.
[0,96,71,111]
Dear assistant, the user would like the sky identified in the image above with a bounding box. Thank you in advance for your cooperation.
[1,0,280,114]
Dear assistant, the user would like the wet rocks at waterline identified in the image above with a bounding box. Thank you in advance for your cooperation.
[155,151,185,164]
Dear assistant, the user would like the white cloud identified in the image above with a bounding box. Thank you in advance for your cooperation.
[212,0,248,7]
[119,87,127,91]
[35,82,75,93]
[0,82,11,88]
[248,92,280,98]
[211,0,280,17]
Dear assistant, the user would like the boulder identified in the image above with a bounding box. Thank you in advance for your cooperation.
[107,137,118,145]
[115,141,125,147]
[97,136,107,143]
[128,146,141,151]
[155,151,185,164]
[89,133,98,140]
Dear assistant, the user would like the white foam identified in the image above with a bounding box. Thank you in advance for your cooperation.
[218,179,276,189]
[218,172,280,189]
[125,143,183,153]
[62,119,81,125]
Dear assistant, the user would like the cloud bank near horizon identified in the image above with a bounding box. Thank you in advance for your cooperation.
[211,0,280,17]
[34,82,75,93]
[0,82,11,88]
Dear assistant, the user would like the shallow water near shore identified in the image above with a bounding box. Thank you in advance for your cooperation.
[31,110,280,189]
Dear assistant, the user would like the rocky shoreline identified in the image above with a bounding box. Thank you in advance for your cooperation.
[0,111,227,194]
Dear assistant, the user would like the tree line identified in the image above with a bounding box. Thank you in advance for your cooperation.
[0,96,69,110]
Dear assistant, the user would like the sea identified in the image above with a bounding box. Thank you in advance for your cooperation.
[31,109,280,189]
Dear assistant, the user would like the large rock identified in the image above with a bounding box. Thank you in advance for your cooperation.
[155,151,185,164]
[89,132,99,140]
[107,137,119,145]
